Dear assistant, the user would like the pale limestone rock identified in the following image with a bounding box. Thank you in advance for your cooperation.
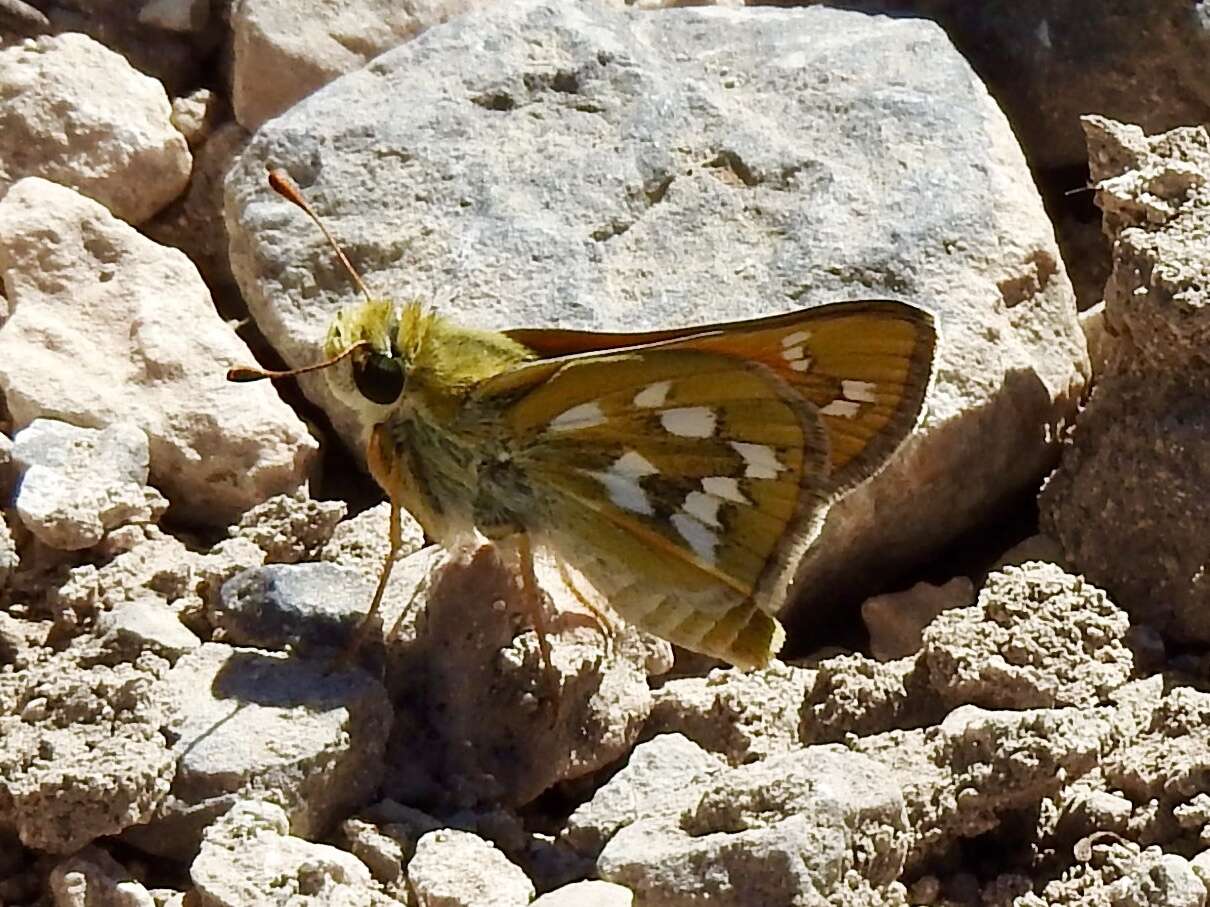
[598,745,909,906]
[531,881,633,907]
[0,639,176,853]
[0,33,190,223]
[191,800,384,907]
[11,419,166,551]
[562,734,726,859]
[95,597,201,661]
[922,563,1133,710]
[230,488,346,564]
[168,88,226,149]
[856,705,1105,871]
[408,828,534,907]
[320,500,426,575]
[1041,118,1210,644]
[645,661,816,765]
[125,643,391,859]
[231,0,494,130]
[0,178,318,526]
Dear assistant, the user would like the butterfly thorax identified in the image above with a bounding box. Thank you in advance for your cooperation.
[325,299,542,547]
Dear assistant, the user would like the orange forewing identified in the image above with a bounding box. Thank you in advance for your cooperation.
[505,300,935,493]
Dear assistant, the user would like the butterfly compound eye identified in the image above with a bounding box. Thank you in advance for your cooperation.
[352,353,405,405]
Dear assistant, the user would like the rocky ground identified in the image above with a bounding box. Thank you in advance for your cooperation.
[1,1,1209,905]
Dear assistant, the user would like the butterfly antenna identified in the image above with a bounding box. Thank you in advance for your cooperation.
[227,169,381,385]
[267,167,376,306]
[226,340,370,383]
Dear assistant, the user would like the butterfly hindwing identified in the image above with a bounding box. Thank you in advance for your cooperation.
[475,347,832,667]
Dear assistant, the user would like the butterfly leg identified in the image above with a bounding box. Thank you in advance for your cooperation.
[339,496,404,667]
[556,557,617,657]
[516,532,559,703]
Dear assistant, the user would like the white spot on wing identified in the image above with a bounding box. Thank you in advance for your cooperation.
[842,379,879,403]
[683,491,722,527]
[633,381,672,408]
[671,512,717,564]
[782,345,805,361]
[819,399,861,418]
[587,450,658,515]
[550,401,606,432]
[661,406,716,438]
[702,476,747,503]
[781,330,812,347]
[789,356,812,372]
[613,450,658,476]
[730,441,782,479]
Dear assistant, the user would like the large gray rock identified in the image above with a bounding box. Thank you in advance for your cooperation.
[231,0,496,130]
[1040,119,1210,642]
[226,0,1087,636]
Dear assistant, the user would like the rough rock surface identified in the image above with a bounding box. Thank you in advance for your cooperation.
[1025,842,1206,907]
[94,596,201,662]
[383,545,673,809]
[48,846,157,907]
[213,562,374,652]
[125,643,391,859]
[191,800,386,907]
[921,562,1134,709]
[645,661,816,765]
[597,744,910,906]
[0,33,191,223]
[320,500,426,574]
[408,827,535,907]
[225,0,1087,633]
[1040,118,1210,643]
[562,733,727,859]
[229,489,346,564]
[0,640,176,853]
[11,419,167,550]
[0,178,319,526]
[1098,678,1210,855]
[231,0,495,130]
[0,513,17,595]
[531,881,634,907]
[856,704,1104,871]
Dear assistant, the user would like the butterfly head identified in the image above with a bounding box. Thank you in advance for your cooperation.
[322,298,412,412]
